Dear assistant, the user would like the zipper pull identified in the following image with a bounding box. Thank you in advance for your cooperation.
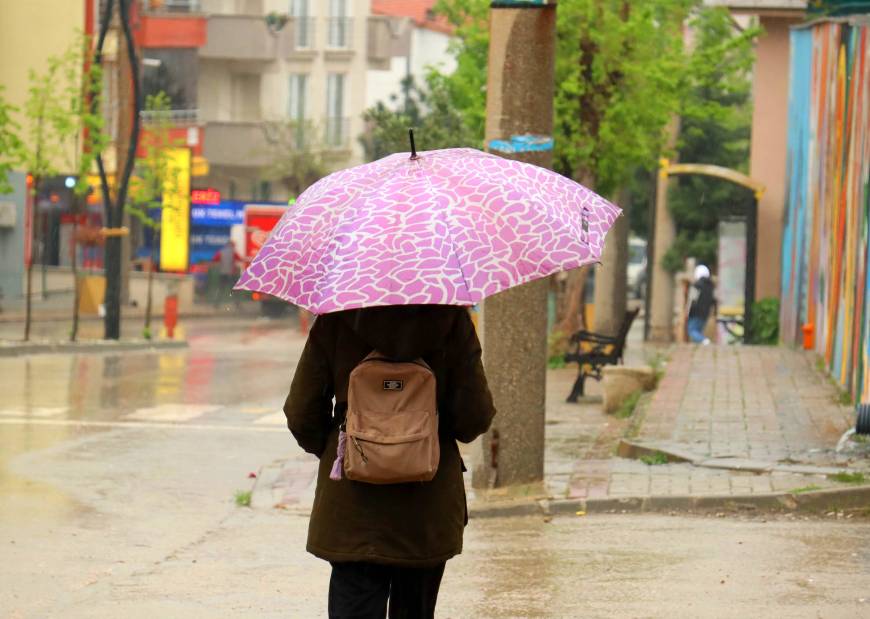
[350,436,368,464]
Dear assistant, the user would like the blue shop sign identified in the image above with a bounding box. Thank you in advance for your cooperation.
[190,201,245,227]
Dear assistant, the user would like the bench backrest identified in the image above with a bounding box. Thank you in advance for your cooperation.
[611,308,640,359]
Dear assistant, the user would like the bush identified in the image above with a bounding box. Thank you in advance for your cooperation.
[750,297,779,345]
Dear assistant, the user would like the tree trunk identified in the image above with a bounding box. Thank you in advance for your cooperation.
[70,214,80,342]
[24,180,38,342]
[144,228,157,339]
[592,190,631,337]
[552,169,596,347]
[555,267,589,338]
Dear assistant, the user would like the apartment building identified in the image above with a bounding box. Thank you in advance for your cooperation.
[367,0,455,110]
[139,0,391,202]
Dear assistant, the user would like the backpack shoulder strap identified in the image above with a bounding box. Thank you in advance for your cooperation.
[360,350,432,372]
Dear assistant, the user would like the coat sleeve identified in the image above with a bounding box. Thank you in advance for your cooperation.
[445,311,496,443]
[283,318,335,457]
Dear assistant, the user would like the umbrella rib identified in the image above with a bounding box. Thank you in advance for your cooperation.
[418,163,475,304]
[308,158,406,311]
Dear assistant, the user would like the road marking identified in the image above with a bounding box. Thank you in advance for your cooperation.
[0,407,68,418]
[126,404,221,422]
[254,411,286,426]
[0,417,287,433]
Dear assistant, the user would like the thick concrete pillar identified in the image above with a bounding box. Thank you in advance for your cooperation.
[473,1,556,489]
[648,160,676,343]
[749,16,802,301]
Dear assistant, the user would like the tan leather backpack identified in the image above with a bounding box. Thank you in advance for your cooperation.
[331,351,439,484]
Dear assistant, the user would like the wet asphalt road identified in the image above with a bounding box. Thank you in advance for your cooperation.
[2,317,870,618]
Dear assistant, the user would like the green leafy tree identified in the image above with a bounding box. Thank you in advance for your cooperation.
[127,92,182,340]
[61,36,109,341]
[662,7,760,273]
[359,75,480,161]
[0,87,23,196]
[263,119,328,197]
[17,33,107,341]
[433,0,692,335]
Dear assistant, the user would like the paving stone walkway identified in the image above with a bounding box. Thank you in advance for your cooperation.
[542,345,870,506]
[262,343,870,515]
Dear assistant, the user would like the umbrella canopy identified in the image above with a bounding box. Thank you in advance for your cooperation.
[235,147,620,314]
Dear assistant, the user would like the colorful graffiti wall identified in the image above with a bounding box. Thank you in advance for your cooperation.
[781,18,870,400]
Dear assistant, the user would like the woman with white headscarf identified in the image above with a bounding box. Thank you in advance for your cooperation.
[686,265,716,344]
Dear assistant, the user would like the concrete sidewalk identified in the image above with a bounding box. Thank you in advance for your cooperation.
[502,345,870,515]
[256,344,870,518]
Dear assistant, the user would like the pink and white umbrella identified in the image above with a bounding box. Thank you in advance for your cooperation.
[235,147,620,314]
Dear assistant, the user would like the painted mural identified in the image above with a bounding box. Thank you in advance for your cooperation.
[781,18,870,400]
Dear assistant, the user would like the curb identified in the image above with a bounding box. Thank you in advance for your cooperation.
[468,484,870,519]
[616,439,866,476]
[0,339,188,357]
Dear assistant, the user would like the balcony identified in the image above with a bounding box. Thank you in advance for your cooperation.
[138,109,204,157]
[140,0,201,12]
[327,17,353,50]
[325,117,351,150]
[137,0,207,48]
[292,17,317,50]
[203,122,272,168]
[199,15,296,62]
[140,108,199,126]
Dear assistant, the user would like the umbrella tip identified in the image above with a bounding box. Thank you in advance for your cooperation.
[408,129,418,160]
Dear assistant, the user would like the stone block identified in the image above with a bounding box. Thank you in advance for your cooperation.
[602,365,656,414]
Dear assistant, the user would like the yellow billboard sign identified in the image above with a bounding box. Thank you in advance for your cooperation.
[159,147,191,272]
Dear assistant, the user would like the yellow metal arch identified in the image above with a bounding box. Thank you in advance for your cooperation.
[659,158,766,200]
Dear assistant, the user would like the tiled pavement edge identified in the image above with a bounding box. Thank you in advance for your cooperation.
[259,344,870,518]
[470,345,870,516]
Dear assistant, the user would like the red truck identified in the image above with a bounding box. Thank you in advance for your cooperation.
[242,203,288,316]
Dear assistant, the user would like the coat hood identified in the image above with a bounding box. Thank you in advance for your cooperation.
[337,305,463,361]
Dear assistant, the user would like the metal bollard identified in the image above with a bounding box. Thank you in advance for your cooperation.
[856,403,870,435]
[164,294,178,339]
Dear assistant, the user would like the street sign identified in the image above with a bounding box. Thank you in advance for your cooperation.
[160,147,192,272]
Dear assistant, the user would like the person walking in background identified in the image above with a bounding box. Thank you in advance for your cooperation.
[686,264,716,344]
[212,240,241,308]
[284,305,495,618]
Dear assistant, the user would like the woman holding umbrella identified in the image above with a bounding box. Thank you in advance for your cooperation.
[237,133,620,617]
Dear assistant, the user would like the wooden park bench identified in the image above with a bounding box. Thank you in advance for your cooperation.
[563,307,640,403]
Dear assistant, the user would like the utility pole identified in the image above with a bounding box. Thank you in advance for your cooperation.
[100,0,140,340]
[473,1,556,490]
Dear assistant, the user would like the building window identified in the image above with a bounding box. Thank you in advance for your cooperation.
[259,181,272,201]
[288,74,308,122]
[327,0,351,49]
[326,73,347,148]
[289,0,313,49]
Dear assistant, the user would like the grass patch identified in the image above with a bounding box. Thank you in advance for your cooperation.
[234,490,252,507]
[835,389,853,406]
[548,355,566,370]
[646,352,667,386]
[640,451,669,466]
[853,434,868,444]
[827,472,867,485]
[615,390,642,419]
[790,485,823,494]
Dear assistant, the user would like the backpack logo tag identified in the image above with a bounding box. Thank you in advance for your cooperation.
[383,380,404,391]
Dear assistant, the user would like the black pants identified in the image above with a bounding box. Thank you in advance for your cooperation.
[328,561,446,619]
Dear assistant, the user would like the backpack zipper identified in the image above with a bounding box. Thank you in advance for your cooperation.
[350,435,368,464]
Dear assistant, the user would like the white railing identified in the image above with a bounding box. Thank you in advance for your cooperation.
[140,108,199,126]
[325,117,350,149]
[140,0,201,13]
[327,17,353,49]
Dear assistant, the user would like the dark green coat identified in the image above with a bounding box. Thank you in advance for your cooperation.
[284,305,495,567]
